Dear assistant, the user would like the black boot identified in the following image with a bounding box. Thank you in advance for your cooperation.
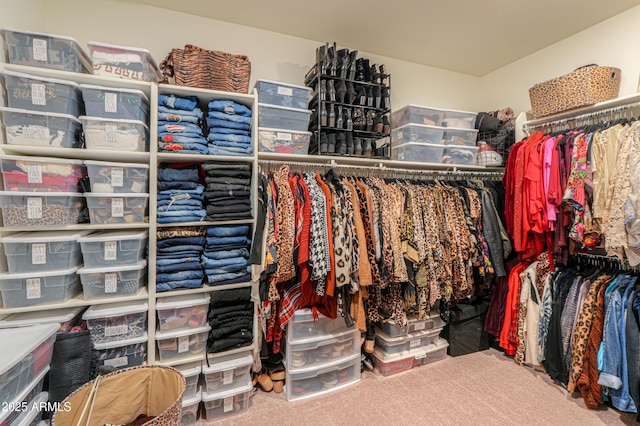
[354,137,363,156]
[362,138,372,156]
[348,50,358,80]
[363,59,371,82]
[382,115,391,134]
[346,133,354,155]
[366,87,374,108]
[327,43,337,76]
[327,133,336,153]
[344,108,353,131]
[353,108,366,131]
[355,58,365,81]
[371,64,380,84]
[327,79,336,102]
[381,87,390,110]
[336,105,343,129]
[320,102,328,126]
[347,82,357,104]
[366,110,374,132]
[373,86,382,109]
[319,133,328,153]
[336,79,347,104]
[336,132,347,155]
[328,103,336,127]
[373,114,383,133]
[379,64,388,86]
[355,86,367,106]
[319,79,326,101]
[337,49,349,79]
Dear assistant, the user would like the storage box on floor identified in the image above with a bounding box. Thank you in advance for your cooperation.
[285,309,361,401]
[201,351,254,421]
[441,300,490,357]
[255,79,312,154]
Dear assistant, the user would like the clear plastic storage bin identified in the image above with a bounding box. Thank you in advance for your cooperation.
[0,191,84,228]
[392,142,444,163]
[378,311,445,338]
[372,338,449,376]
[79,85,150,122]
[286,328,359,371]
[85,160,149,194]
[84,192,149,225]
[0,28,92,73]
[0,155,86,192]
[375,328,442,354]
[0,107,82,148]
[88,41,162,82]
[255,80,312,110]
[258,128,311,154]
[202,376,252,421]
[413,338,449,366]
[286,353,360,402]
[12,391,48,426]
[443,109,476,129]
[175,362,201,401]
[78,230,148,268]
[442,145,479,165]
[156,294,210,333]
[391,104,445,127]
[78,260,147,301]
[93,334,147,370]
[287,308,354,341]
[391,123,444,145]
[0,367,49,426]
[258,104,311,132]
[155,325,210,363]
[181,392,201,426]
[0,306,84,332]
[202,351,253,394]
[80,116,149,152]
[442,127,479,147]
[1,230,88,273]
[1,70,83,116]
[0,267,80,308]
[82,300,148,345]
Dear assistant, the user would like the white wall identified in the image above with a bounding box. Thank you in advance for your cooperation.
[0,0,46,62]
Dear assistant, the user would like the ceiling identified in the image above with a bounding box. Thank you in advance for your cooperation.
[125,0,640,76]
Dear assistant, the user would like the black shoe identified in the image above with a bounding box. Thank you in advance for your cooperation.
[327,133,336,153]
[366,110,374,132]
[346,133,354,155]
[382,115,390,134]
[371,64,380,84]
[317,43,329,76]
[362,138,372,156]
[373,114,383,133]
[373,86,382,109]
[328,104,336,127]
[336,133,347,154]
[366,87,374,107]
[337,49,349,79]
[320,102,328,126]
[344,108,353,131]
[348,51,358,80]
[355,86,367,106]
[363,59,371,82]
[319,133,328,153]
[355,58,365,81]
[347,82,357,104]
[328,43,337,76]
[354,137,363,156]
[327,79,336,102]
[336,79,347,104]
[336,105,343,129]
[379,64,388,86]
[382,87,390,110]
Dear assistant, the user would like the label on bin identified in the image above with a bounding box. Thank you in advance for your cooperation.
[414,353,426,360]
[105,273,118,293]
[27,197,43,219]
[105,93,118,113]
[277,132,292,142]
[104,241,118,261]
[104,356,128,368]
[412,321,426,331]
[23,126,48,140]
[26,278,42,299]
[32,39,48,61]
[105,124,118,142]
[178,336,189,353]
[277,86,293,97]
[111,168,124,187]
[31,83,47,105]
[32,243,47,265]
[223,369,234,385]
[112,198,124,217]
[223,396,233,413]
[27,164,43,184]
[105,324,128,337]
[409,339,421,348]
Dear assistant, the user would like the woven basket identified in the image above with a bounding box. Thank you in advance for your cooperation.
[160,44,251,93]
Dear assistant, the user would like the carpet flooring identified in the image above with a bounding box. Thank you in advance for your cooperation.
[198,348,638,425]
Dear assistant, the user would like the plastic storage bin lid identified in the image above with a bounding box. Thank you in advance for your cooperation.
[201,351,253,374]
[0,69,80,87]
[201,375,252,402]
[258,127,312,136]
[0,306,84,329]
[182,391,202,408]
[0,106,81,123]
[92,332,148,350]
[78,259,147,275]
[258,103,312,113]
[77,230,149,243]
[155,324,211,341]
[376,327,440,345]
[255,79,312,91]
[0,230,90,244]
[400,104,445,111]
[0,266,79,281]
[13,391,49,426]
[78,116,150,131]
[87,41,162,80]
[444,108,476,115]
[176,361,202,378]
[393,123,445,131]
[0,323,58,375]
[374,337,449,362]
[84,159,150,169]
[156,294,211,311]
[0,154,84,166]
[444,126,479,133]
[82,299,149,320]
[0,366,50,424]
[392,141,446,150]
[83,192,150,199]
[78,84,150,103]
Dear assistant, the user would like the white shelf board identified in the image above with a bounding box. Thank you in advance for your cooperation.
[158,83,255,107]
[0,145,151,162]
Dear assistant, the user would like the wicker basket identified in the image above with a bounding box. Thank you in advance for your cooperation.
[160,44,251,93]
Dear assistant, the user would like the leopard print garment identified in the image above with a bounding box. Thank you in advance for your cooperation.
[388,183,408,282]
[329,180,352,289]
[272,166,296,284]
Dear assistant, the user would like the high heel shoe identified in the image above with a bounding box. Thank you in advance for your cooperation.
[372,114,383,133]
[346,133,354,155]
[336,79,347,104]
[347,82,357,104]
[355,86,367,106]
[327,79,336,102]
[366,87,374,108]
[328,103,336,127]
[381,87,390,110]
[336,105,343,129]
[327,133,336,153]
[382,115,391,134]
[373,86,382,109]
[344,108,353,131]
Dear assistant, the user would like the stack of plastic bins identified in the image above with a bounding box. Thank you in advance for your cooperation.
[201,376,252,421]
[200,351,253,421]
[391,104,446,163]
[285,309,360,402]
[174,362,202,400]
[181,390,201,426]
[442,109,479,165]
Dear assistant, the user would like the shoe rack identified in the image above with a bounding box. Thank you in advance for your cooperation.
[305,42,392,159]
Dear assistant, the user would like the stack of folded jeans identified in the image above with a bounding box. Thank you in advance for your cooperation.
[158,94,208,155]
[157,163,206,224]
[206,100,253,156]
[201,162,253,221]
[156,226,205,292]
[207,287,254,353]
[202,225,252,286]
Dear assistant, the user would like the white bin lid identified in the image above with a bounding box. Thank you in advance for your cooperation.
[155,325,211,341]
[255,79,311,92]
[79,116,150,131]
[258,103,312,114]
[444,108,476,115]
[392,123,444,131]
[392,142,446,150]
[78,259,147,275]
[84,159,150,169]
[258,127,312,136]
[201,375,252,402]
[0,230,90,244]
[201,351,253,374]
[175,361,202,378]
[397,104,445,111]
[92,332,148,350]
[0,106,81,122]
[83,192,150,198]
[77,230,149,243]
[443,126,479,133]
[375,327,440,345]
[373,337,449,363]
[156,294,210,311]
[82,299,148,320]
[182,391,202,408]
[13,391,49,426]
[78,84,150,103]
[0,266,78,281]
[0,306,84,329]
[0,69,80,87]
[0,366,50,424]
[0,324,58,375]
[0,190,82,198]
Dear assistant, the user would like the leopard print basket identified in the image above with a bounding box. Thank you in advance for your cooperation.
[528,65,621,118]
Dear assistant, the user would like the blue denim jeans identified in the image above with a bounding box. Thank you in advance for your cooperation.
[158,105,203,118]
[206,118,250,131]
[208,100,252,117]
[209,127,251,136]
[157,236,205,248]
[158,94,197,111]
[208,145,253,156]
[156,278,203,292]
[206,236,251,245]
[207,225,250,237]
[207,271,251,283]
[159,141,209,155]
[158,167,199,182]
[157,204,204,213]
[157,210,207,219]
[158,122,203,134]
[205,265,250,274]
[158,186,204,199]
[157,269,204,283]
[202,248,250,260]
[157,244,205,253]
[207,111,252,125]
[208,273,251,286]
[201,257,248,269]
[157,112,201,124]
[157,199,203,208]
[157,181,198,191]
[156,261,202,274]
[207,133,252,144]
[158,215,206,224]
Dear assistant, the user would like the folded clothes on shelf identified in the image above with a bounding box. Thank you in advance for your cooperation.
[206,100,254,156]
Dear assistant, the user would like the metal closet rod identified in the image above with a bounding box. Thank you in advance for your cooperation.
[572,252,640,271]
[528,102,640,130]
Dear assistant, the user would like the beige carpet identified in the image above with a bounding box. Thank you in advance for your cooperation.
[198,348,637,426]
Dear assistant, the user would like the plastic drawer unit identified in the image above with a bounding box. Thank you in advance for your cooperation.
[286,328,359,371]
[287,308,354,342]
[286,353,361,402]
[442,109,477,129]
[93,334,147,370]
[258,103,311,132]
[1,70,83,116]
[0,367,49,426]
[0,324,57,407]
[0,306,84,332]
[0,155,86,192]
[375,328,442,355]
[258,128,311,154]
[0,267,80,308]
[82,300,148,345]
[88,41,162,82]
[0,107,82,148]
[84,192,149,225]
[201,351,253,394]
[78,260,147,301]
[181,392,201,426]
[378,311,445,338]
[0,28,92,73]
[0,191,84,228]
[175,362,201,401]
[392,142,444,163]
[78,230,148,268]
[0,230,89,273]
[391,123,445,145]
[79,84,150,122]
[80,116,149,152]
[156,294,210,333]
[442,145,479,165]
[85,160,149,194]
[413,338,449,366]
[372,338,449,376]
[255,79,312,109]
[442,127,479,147]
[392,104,445,127]
[202,376,252,421]
[11,391,49,426]
[155,325,210,363]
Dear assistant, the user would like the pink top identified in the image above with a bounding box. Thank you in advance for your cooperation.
[543,136,557,228]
